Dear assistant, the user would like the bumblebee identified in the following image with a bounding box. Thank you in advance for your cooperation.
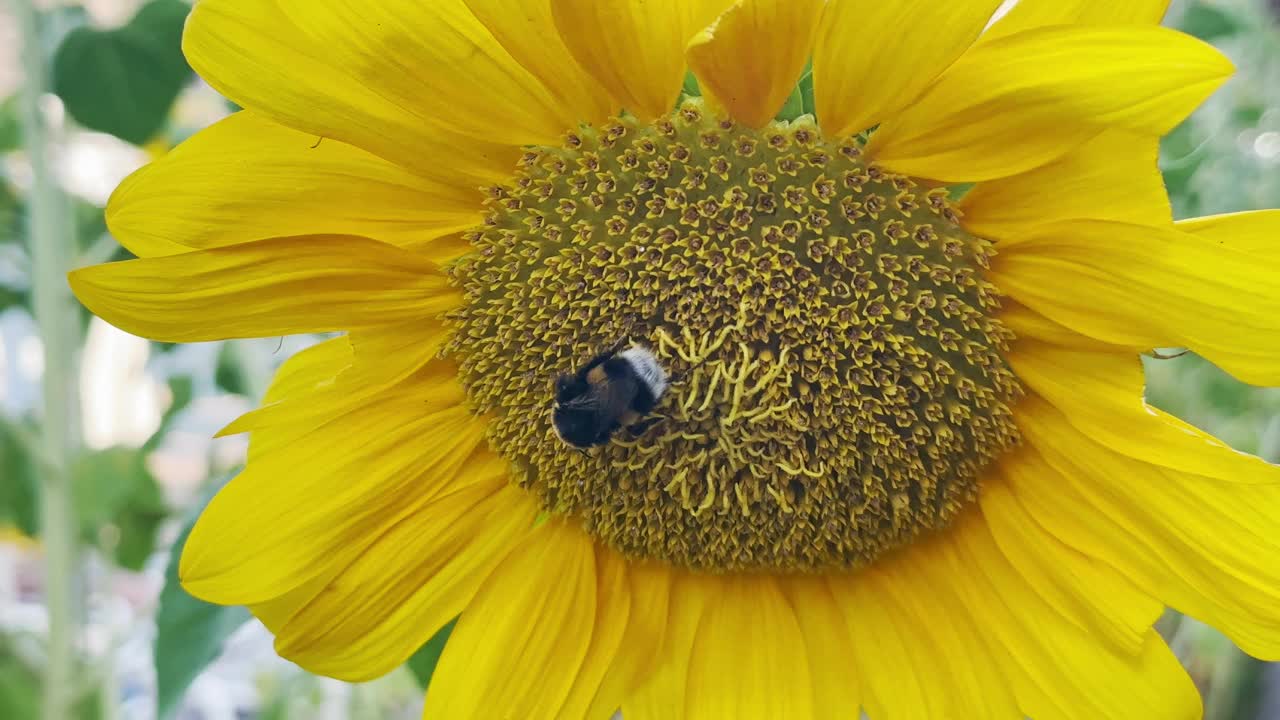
[552,345,669,449]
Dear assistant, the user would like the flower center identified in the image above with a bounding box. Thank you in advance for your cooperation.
[446,99,1022,572]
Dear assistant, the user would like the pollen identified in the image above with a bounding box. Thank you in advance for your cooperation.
[445,98,1022,572]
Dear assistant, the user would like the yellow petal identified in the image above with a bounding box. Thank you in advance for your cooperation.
[242,363,463,467]
[980,482,1162,656]
[69,236,459,343]
[180,400,488,604]
[812,0,1006,139]
[183,0,526,180]
[557,546,631,718]
[220,321,453,445]
[828,569,945,718]
[551,0,730,121]
[462,0,615,124]
[685,575,813,720]
[940,508,1200,720]
[305,357,465,456]
[983,0,1170,42]
[1177,209,1280,255]
[250,569,338,635]
[1009,404,1280,659]
[960,130,1170,243]
[686,0,825,129]
[223,337,358,462]
[423,519,597,717]
[106,113,484,259]
[276,483,536,681]
[1010,342,1280,484]
[584,561,673,718]
[276,0,573,140]
[622,572,713,720]
[251,450,517,637]
[832,556,1020,719]
[260,337,352,407]
[227,335,358,460]
[1000,301,1131,352]
[867,25,1233,182]
[891,555,1023,720]
[993,219,1280,385]
[781,577,859,718]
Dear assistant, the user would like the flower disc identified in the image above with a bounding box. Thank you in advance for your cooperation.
[448,99,1023,571]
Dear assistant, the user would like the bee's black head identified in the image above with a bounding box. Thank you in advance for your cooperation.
[552,403,610,448]
[552,374,604,448]
[555,374,588,404]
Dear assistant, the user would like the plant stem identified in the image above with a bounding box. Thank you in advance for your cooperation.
[13,1,82,718]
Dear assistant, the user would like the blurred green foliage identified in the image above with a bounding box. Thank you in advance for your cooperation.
[1161,0,1280,219]
[153,475,251,720]
[71,447,166,571]
[0,634,102,720]
[53,0,192,145]
[0,419,39,536]
[0,96,20,155]
[2,373,192,572]
[1183,1,1248,38]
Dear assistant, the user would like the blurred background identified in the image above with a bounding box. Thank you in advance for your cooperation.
[0,0,1278,718]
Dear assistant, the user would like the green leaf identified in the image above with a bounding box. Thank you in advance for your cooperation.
[0,179,19,243]
[798,70,815,119]
[155,475,251,720]
[0,418,40,537]
[214,344,250,395]
[775,85,804,122]
[1232,103,1266,128]
[406,619,457,689]
[1160,120,1205,218]
[681,70,701,98]
[52,0,192,145]
[0,95,20,154]
[0,287,26,314]
[73,199,107,254]
[0,638,39,720]
[1179,2,1242,41]
[948,182,976,201]
[72,446,168,571]
[143,375,194,452]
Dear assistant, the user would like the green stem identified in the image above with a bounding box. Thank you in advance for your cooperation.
[13,1,82,718]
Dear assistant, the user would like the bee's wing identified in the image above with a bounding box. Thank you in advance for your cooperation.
[602,372,643,425]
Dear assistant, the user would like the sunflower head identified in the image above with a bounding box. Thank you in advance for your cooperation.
[67,0,1280,718]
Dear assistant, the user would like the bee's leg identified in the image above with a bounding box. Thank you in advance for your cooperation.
[595,426,619,447]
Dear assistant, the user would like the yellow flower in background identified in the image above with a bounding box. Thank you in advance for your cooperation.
[0,526,36,549]
[69,0,1280,717]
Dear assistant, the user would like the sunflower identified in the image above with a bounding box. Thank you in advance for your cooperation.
[70,0,1280,716]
